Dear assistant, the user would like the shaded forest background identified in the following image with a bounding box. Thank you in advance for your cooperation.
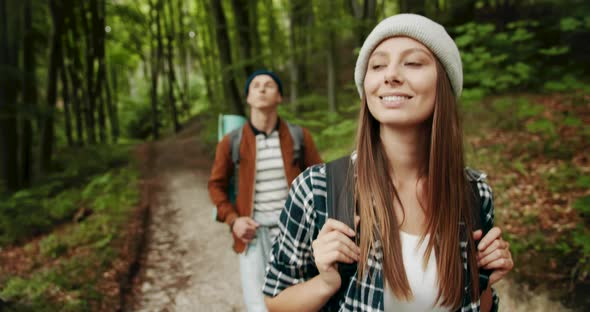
[0,0,589,311]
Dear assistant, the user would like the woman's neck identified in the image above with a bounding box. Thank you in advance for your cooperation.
[380,125,428,186]
[250,109,278,134]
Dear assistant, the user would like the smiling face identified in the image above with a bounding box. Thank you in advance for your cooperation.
[363,36,438,128]
[246,74,282,110]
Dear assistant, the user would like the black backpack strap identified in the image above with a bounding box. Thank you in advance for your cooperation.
[286,121,305,171]
[466,167,493,292]
[326,156,355,228]
[326,155,356,302]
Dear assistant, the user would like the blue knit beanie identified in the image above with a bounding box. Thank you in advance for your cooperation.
[244,70,283,96]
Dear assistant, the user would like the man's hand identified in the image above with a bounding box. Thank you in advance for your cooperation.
[473,227,514,286]
[232,217,260,243]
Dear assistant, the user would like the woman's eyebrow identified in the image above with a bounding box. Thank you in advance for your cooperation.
[401,48,434,60]
[369,50,388,59]
[370,48,433,60]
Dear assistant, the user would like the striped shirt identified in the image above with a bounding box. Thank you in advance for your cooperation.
[263,163,499,312]
[253,131,289,223]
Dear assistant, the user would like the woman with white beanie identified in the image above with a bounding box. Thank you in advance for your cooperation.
[263,14,513,312]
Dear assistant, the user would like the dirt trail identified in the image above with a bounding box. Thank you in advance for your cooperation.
[127,130,245,312]
[130,169,244,312]
[128,131,570,311]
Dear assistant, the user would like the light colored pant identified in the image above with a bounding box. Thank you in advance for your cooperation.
[239,211,278,312]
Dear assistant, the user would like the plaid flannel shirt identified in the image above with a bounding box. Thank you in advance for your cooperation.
[263,163,499,312]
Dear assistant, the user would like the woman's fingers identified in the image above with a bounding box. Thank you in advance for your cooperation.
[313,220,361,272]
[481,256,514,270]
[320,230,359,250]
[477,227,502,251]
[479,248,511,268]
[314,231,360,260]
[326,250,357,264]
[478,239,509,260]
[478,238,508,259]
[319,218,356,237]
[472,229,483,242]
[325,235,360,262]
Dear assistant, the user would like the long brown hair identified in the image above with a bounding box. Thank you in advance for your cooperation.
[354,60,480,308]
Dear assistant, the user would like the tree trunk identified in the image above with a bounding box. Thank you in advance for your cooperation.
[230,0,255,77]
[21,0,35,186]
[177,0,190,116]
[101,0,117,142]
[325,1,337,113]
[81,0,96,144]
[210,0,244,116]
[106,63,118,142]
[92,0,106,143]
[164,1,180,133]
[264,0,282,70]
[0,0,20,191]
[97,73,107,143]
[63,0,85,145]
[287,1,297,105]
[200,0,223,107]
[41,0,63,174]
[248,0,261,64]
[289,0,313,110]
[61,63,74,147]
[349,0,377,47]
[444,0,476,26]
[149,0,161,140]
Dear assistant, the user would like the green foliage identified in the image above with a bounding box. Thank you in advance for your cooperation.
[560,17,584,31]
[124,99,157,140]
[486,94,584,159]
[1,166,138,309]
[1,259,94,311]
[526,119,556,137]
[489,97,542,130]
[573,196,590,215]
[45,190,81,221]
[0,145,132,246]
[39,234,68,259]
[277,94,359,162]
[576,176,590,188]
[543,75,590,92]
[572,225,590,280]
[542,162,581,193]
[455,16,590,101]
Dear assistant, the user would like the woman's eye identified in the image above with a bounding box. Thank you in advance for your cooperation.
[405,62,422,67]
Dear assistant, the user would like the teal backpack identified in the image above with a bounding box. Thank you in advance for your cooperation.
[218,114,247,203]
[214,114,305,220]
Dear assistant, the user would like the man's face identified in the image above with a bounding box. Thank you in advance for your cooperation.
[246,75,282,110]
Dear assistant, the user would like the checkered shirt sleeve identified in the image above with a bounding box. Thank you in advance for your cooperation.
[263,165,326,298]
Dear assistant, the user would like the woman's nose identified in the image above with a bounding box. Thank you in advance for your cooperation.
[384,65,403,85]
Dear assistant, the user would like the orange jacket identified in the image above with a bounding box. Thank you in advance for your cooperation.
[208,119,323,253]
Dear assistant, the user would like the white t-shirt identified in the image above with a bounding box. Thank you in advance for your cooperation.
[383,231,451,312]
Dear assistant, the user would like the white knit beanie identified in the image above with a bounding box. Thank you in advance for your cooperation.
[354,14,463,98]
